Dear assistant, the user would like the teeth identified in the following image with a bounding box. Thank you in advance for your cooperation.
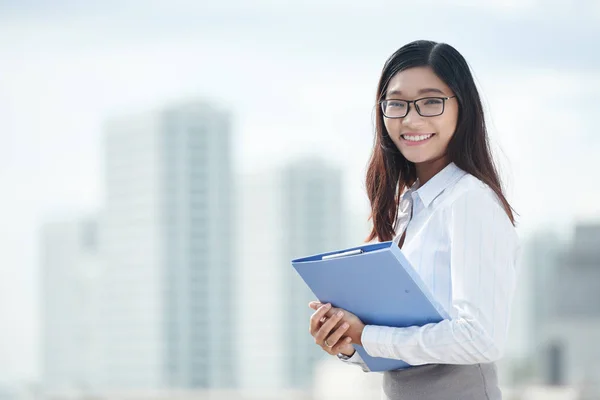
[403,134,433,142]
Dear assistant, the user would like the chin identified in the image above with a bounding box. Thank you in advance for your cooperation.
[400,151,434,164]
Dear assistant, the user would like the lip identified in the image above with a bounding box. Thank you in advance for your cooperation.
[400,133,435,146]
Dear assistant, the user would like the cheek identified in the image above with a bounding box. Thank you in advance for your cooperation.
[443,106,459,134]
[435,114,458,139]
[384,119,400,135]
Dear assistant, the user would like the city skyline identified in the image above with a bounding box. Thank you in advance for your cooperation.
[8,95,600,399]
[2,0,600,386]
[37,98,358,394]
[32,95,600,396]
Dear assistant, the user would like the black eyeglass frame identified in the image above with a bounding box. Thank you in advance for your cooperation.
[379,95,457,118]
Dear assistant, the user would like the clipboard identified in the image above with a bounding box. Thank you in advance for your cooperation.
[291,240,449,372]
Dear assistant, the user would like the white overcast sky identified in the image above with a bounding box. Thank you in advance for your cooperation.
[1,0,599,382]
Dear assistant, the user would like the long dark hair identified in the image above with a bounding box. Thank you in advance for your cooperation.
[366,40,516,242]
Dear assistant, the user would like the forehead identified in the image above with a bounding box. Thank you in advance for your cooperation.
[386,66,450,96]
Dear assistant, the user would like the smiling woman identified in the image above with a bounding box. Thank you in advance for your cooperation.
[365,41,516,243]
[307,40,520,400]
[380,69,458,158]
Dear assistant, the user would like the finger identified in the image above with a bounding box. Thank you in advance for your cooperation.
[330,336,353,355]
[309,302,344,317]
[309,303,331,335]
[319,308,343,327]
[319,306,340,324]
[323,307,344,321]
[324,321,350,348]
[315,309,344,345]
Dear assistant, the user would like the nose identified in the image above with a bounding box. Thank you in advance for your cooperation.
[401,103,423,127]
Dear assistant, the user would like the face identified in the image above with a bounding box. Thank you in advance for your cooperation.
[382,66,458,166]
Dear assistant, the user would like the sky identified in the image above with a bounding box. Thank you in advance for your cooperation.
[1,0,600,383]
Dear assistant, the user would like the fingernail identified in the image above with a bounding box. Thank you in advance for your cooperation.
[325,303,331,309]
[342,323,349,328]
[337,311,343,317]
[346,337,352,343]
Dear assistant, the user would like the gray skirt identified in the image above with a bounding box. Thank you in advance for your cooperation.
[381,363,501,400]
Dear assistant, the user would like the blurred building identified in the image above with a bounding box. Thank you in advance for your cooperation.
[40,217,101,392]
[533,223,600,395]
[97,100,235,390]
[237,170,287,390]
[497,229,534,388]
[0,385,9,400]
[281,158,347,389]
[496,229,563,387]
[238,158,348,391]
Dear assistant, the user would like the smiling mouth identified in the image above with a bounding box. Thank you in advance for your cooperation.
[401,133,435,142]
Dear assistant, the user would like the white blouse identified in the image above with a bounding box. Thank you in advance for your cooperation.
[341,162,520,371]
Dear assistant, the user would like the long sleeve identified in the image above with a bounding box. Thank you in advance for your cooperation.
[361,189,520,365]
[337,350,371,372]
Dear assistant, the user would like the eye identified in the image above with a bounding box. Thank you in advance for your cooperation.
[387,101,406,108]
[423,98,443,105]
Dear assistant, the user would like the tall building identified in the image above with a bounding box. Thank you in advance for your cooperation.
[238,157,349,391]
[281,158,347,389]
[528,231,563,354]
[237,170,287,391]
[41,216,100,392]
[497,229,556,387]
[532,223,600,393]
[98,100,235,389]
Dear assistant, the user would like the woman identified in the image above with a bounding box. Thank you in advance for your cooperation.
[308,40,519,399]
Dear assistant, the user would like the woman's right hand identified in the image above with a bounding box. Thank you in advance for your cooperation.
[309,302,356,357]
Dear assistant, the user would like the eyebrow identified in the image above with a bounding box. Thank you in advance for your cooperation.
[386,88,446,98]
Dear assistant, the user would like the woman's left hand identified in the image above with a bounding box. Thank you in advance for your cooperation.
[308,301,366,346]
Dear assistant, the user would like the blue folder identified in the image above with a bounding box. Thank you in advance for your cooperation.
[291,241,449,372]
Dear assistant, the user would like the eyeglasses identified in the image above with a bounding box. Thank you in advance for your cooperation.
[379,96,456,118]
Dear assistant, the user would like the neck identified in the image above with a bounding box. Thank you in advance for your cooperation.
[415,157,451,186]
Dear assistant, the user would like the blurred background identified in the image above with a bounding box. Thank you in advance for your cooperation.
[1,1,600,399]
